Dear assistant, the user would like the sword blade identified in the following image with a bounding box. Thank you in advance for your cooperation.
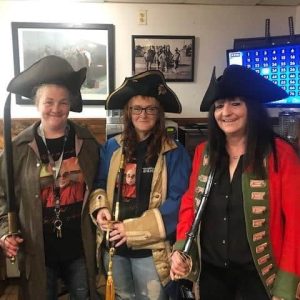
[3,94,17,215]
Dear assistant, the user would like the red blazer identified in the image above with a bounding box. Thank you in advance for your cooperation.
[176,139,300,299]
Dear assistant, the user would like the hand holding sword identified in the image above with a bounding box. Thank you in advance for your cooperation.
[0,234,23,261]
[170,167,215,280]
[1,94,22,263]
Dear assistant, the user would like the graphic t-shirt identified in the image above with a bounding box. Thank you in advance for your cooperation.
[36,125,85,265]
[114,136,158,257]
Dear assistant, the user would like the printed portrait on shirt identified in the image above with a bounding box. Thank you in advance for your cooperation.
[122,163,137,200]
[40,157,85,207]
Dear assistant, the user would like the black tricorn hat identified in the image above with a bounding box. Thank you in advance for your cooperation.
[200,65,289,112]
[7,55,87,112]
[106,70,182,113]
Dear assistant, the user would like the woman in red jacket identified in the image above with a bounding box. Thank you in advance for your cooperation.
[170,65,300,300]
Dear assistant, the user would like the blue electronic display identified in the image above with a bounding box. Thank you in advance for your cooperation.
[227,44,300,107]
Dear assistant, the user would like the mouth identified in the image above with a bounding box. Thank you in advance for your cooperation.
[49,114,63,118]
[222,119,237,123]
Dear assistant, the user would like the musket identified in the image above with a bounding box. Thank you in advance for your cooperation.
[113,152,125,222]
[3,93,20,263]
[182,167,215,255]
[105,151,125,300]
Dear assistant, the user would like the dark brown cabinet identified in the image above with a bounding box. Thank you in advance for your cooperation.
[178,125,208,158]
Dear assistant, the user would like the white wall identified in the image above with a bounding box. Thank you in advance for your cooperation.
[0,1,297,119]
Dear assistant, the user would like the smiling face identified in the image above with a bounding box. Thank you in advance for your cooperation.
[128,95,160,141]
[36,84,70,137]
[214,97,248,138]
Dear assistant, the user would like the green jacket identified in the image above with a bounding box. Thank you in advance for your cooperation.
[0,120,99,300]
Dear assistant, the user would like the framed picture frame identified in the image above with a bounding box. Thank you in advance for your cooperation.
[11,22,115,105]
[132,35,195,82]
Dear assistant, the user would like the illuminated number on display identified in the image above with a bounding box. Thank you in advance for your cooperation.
[272,62,278,67]
[280,61,287,66]
[280,74,287,79]
[271,74,278,79]
[290,67,296,72]
[280,80,287,85]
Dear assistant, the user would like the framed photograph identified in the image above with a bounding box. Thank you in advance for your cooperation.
[11,22,115,105]
[132,35,195,82]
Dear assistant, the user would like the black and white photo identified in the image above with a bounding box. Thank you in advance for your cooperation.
[132,35,195,82]
[12,22,115,105]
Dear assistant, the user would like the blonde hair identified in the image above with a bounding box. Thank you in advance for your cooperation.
[33,83,71,106]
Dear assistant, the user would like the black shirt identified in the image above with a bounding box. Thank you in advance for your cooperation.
[115,136,158,258]
[36,125,84,265]
[200,154,254,269]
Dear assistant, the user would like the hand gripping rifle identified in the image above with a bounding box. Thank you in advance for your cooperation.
[3,94,21,263]
[182,167,215,255]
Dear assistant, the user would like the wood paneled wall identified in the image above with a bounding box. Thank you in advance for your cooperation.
[0,117,205,150]
[0,118,107,150]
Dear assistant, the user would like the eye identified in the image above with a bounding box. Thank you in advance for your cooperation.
[44,100,53,105]
[146,107,158,114]
[60,100,70,106]
[231,100,242,106]
[132,106,142,112]
[214,103,224,109]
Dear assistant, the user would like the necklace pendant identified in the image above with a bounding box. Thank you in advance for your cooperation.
[53,219,63,238]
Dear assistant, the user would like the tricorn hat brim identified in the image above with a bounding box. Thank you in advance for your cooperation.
[200,65,289,112]
[106,70,182,113]
[7,55,86,112]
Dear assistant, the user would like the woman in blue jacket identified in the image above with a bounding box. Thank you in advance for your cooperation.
[89,70,191,299]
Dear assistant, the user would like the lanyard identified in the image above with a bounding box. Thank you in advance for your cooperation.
[37,123,69,238]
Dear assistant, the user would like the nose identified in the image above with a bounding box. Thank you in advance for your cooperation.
[52,103,62,112]
[222,102,232,115]
[139,109,148,117]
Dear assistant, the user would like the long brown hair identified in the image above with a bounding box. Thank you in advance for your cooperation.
[122,96,171,164]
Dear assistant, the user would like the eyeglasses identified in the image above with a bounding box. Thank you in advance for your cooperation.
[130,106,159,115]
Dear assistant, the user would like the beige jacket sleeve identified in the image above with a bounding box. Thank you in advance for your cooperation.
[123,208,166,249]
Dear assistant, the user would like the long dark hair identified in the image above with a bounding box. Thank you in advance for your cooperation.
[207,97,278,178]
[122,96,171,164]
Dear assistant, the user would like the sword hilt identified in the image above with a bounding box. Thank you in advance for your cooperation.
[8,212,21,264]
